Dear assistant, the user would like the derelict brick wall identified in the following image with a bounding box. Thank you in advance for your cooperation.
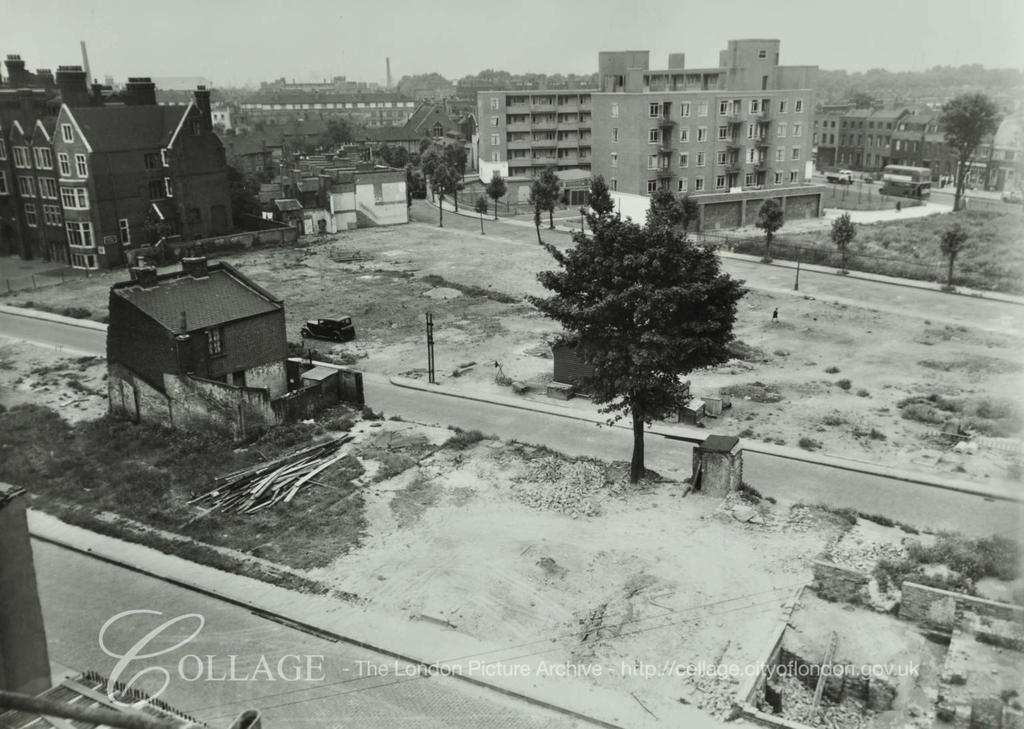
[200,312,288,382]
[165,374,277,438]
[812,560,870,605]
[107,362,172,424]
[272,384,327,423]
[702,200,743,230]
[899,582,1024,630]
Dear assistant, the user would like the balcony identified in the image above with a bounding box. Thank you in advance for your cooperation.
[531,137,557,148]
[557,138,580,148]
[531,155,557,165]
[557,154,580,166]
[658,115,677,130]
[726,138,742,150]
[506,122,532,133]
[507,138,531,150]
[532,120,557,131]
[655,167,674,179]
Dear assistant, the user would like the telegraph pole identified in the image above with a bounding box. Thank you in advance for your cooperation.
[425,312,436,384]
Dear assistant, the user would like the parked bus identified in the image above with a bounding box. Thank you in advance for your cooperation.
[880,165,932,198]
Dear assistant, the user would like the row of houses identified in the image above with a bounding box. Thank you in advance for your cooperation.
[0,54,233,270]
[813,104,1023,192]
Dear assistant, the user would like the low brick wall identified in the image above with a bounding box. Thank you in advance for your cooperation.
[899,582,1024,630]
[812,560,870,606]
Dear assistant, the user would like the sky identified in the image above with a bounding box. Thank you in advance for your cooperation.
[5,0,1023,87]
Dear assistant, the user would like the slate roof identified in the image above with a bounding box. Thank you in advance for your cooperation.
[113,263,282,332]
[68,105,188,151]
[274,198,303,211]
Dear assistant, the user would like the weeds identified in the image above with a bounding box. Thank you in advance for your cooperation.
[444,428,487,450]
[835,379,852,391]
[798,437,823,451]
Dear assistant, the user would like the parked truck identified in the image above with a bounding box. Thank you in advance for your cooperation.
[824,169,854,184]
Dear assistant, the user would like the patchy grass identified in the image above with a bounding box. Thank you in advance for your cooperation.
[898,394,1024,436]
[418,274,519,304]
[14,301,92,319]
[875,534,1020,597]
[0,404,367,572]
[825,366,840,374]
[720,381,783,403]
[798,437,823,451]
[444,428,487,450]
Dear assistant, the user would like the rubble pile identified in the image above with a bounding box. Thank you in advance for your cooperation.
[512,456,608,517]
[682,673,742,718]
[767,675,872,729]
[825,536,907,573]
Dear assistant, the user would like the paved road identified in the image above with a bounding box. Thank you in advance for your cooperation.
[1,309,1019,536]
[33,539,584,729]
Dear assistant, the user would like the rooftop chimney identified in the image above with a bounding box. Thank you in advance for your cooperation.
[56,65,91,107]
[193,85,212,131]
[130,266,159,288]
[34,68,55,89]
[124,76,156,106]
[4,55,30,88]
[181,256,209,279]
[0,484,52,695]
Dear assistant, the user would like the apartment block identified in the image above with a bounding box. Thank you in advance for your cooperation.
[590,40,823,229]
[477,90,593,180]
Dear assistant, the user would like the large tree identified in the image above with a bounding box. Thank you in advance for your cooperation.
[939,93,1000,211]
[532,180,746,483]
[645,190,700,238]
[755,199,784,261]
[587,175,615,217]
[485,172,507,219]
[830,212,856,274]
[939,224,969,290]
[528,181,544,244]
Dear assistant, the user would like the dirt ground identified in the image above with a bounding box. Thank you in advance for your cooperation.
[0,340,106,421]
[2,210,1021,485]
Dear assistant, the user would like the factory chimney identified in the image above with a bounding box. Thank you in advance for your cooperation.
[386,57,391,90]
[80,41,92,83]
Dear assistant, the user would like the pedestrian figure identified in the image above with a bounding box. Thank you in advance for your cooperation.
[772,308,779,324]
[896,201,901,212]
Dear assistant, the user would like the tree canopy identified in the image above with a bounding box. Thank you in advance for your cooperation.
[755,199,785,261]
[830,212,856,273]
[940,93,1001,211]
[485,173,507,219]
[532,179,746,482]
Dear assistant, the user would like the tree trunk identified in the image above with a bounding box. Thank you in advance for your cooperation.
[438,195,444,227]
[493,200,498,220]
[764,233,772,260]
[947,254,955,288]
[479,212,484,234]
[629,409,645,483]
[535,221,542,245]
[548,208,554,230]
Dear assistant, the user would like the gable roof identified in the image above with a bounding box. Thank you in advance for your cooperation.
[67,104,189,151]
[113,261,282,332]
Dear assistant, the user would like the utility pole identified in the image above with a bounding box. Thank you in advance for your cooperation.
[794,247,801,291]
[425,312,436,384]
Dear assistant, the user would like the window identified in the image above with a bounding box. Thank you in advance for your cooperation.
[0,171,8,195]
[34,148,53,169]
[610,178,617,191]
[745,173,755,186]
[65,220,94,247]
[794,99,803,113]
[207,328,224,356]
[148,179,167,200]
[60,187,89,209]
[777,123,787,138]
[145,152,162,169]
[646,179,658,194]
[491,151,500,162]
[778,99,788,113]
[18,177,34,196]
[715,150,727,165]
[679,128,689,143]
[119,218,131,244]
[792,147,800,160]
[42,204,61,226]
[679,102,690,117]
[718,100,729,115]
[58,153,71,176]
[610,152,618,167]
[649,103,661,118]
[694,177,705,192]
[74,154,88,177]
[70,253,98,269]
[697,127,707,142]
[39,177,58,199]
[13,147,30,168]
[717,126,729,140]
[165,177,174,197]
[61,124,73,142]
[24,203,37,227]
[679,152,689,168]
[190,120,201,135]
[0,139,6,160]
[774,171,783,185]
[746,148,757,163]
[648,129,661,143]
[677,178,688,192]
[490,98,499,110]
[747,123,756,139]
[161,149,170,167]
[611,103,619,118]
[696,151,706,167]
[697,101,708,117]
[775,148,784,162]
[758,49,767,59]
[647,154,659,170]
[490,116,499,127]
[490,134,499,146]
[612,127,619,142]
[793,123,802,137]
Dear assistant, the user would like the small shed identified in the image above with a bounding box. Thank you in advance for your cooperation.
[680,398,706,425]
[691,434,743,496]
[551,341,595,388]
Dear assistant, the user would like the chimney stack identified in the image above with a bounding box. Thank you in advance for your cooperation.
[124,77,156,106]
[0,484,52,695]
[4,55,30,87]
[34,68,55,89]
[55,65,91,107]
[193,85,212,131]
[386,57,392,90]
[130,266,159,288]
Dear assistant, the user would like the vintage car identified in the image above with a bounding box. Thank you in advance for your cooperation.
[300,317,356,342]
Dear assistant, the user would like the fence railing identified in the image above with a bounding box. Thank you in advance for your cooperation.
[2,267,93,294]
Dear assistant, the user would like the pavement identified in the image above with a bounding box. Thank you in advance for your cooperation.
[28,512,723,729]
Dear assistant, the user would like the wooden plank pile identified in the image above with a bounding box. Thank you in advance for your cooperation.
[190,436,354,514]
